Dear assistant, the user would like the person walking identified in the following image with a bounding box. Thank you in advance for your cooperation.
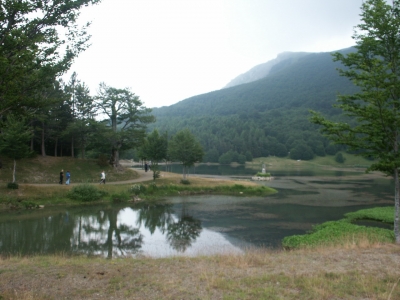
[59,169,64,184]
[65,171,71,185]
[100,171,106,184]
[144,162,148,172]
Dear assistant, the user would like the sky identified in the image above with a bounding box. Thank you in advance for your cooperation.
[65,0,364,108]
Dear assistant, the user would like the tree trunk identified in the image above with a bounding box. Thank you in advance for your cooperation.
[12,159,16,183]
[41,122,46,157]
[54,137,58,157]
[111,148,119,168]
[71,136,74,158]
[394,168,400,244]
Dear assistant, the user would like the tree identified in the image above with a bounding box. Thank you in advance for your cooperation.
[64,75,97,159]
[335,153,346,163]
[168,129,204,179]
[95,83,155,167]
[310,0,400,243]
[141,129,168,181]
[0,115,32,184]
[0,0,101,118]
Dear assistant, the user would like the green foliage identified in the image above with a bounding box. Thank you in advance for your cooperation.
[149,48,358,161]
[255,172,271,177]
[67,184,107,202]
[0,0,101,117]
[94,83,155,166]
[111,192,131,203]
[283,206,396,249]
[282,220,394,249]
[309,0,400,242]
[168,129,204,179]
[180,179,191,185]
[345,207,394,223]
[130,184,147,195]
[0,115,32,160]
[335,152,345,163]
[22,201,39,210]
[289,142,314,160]
[6,182,18,190]
[97,154,109,167]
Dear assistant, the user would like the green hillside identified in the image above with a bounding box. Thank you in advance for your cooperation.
[149,48,358,163]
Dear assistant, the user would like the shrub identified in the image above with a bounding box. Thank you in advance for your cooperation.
[255,172,271,177]
[335,152,346,163]
[7,182,19,189]
[130,184,146,195]
[180,179,190,185]
[111,192,130,203]
[67,184,107,202]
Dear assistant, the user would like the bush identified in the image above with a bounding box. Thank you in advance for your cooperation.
[335,152,346,163]
[7,182,19,189]
[111,192,130,203]
[130,184,146,195]
[255,172,271,177]
[180,179,191,185]
[67,184,107,202]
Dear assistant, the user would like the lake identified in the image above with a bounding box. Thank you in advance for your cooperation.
[0,164,394,258]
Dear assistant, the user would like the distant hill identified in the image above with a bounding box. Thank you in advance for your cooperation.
[223,52,310,89]
[149,47,357,163]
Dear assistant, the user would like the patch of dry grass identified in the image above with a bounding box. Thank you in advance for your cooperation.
[0,245,399,299]
[156,172,259,188]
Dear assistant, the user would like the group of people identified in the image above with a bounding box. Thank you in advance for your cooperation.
[59,170,106,185]
[59,169,71,185]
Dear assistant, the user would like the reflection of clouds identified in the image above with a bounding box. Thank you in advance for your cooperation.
[70,210,142,258]
[118,208,243,258]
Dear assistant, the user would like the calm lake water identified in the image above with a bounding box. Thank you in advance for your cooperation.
[0,164,394,258]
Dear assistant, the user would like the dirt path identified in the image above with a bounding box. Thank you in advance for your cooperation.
[21,168,155,187]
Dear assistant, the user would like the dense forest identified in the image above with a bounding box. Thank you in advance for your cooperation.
[148,48,358,163]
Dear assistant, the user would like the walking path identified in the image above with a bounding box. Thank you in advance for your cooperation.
[22,168,154,187]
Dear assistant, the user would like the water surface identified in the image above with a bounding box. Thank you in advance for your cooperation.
[0,167,394,258]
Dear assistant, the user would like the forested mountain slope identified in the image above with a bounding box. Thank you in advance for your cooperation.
[149,48,358,163]
[223,51,310,89]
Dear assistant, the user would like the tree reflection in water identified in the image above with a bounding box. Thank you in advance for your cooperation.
[166,199,202,252]
[72,207,143,258]
[136,201,202,253]
[0,202,203,257]
[135,202,175,234]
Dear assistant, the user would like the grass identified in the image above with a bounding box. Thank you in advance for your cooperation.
[250,152,374,169]
[0,161,277,209]
[282,207,396,249]
[0,156,399,299]
[0,155,139,184]
[0,245,399,299]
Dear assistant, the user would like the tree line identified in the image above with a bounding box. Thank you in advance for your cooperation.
[0,0,204,184]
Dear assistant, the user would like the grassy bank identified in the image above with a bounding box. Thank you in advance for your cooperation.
[0,169,277,209]
[0,244,399,300]
[249,152,373,169]
[283,207,395,249]
[0,156,139,184]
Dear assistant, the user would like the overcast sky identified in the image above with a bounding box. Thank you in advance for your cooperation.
[65,0,364,108]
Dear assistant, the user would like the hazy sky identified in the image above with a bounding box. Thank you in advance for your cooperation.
[65,0,364,108]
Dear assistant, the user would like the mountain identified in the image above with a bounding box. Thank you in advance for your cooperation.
[148,47,357,163]
[223,52,310,89]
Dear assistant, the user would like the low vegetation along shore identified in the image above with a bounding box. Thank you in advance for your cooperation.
[0,156,399,299]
